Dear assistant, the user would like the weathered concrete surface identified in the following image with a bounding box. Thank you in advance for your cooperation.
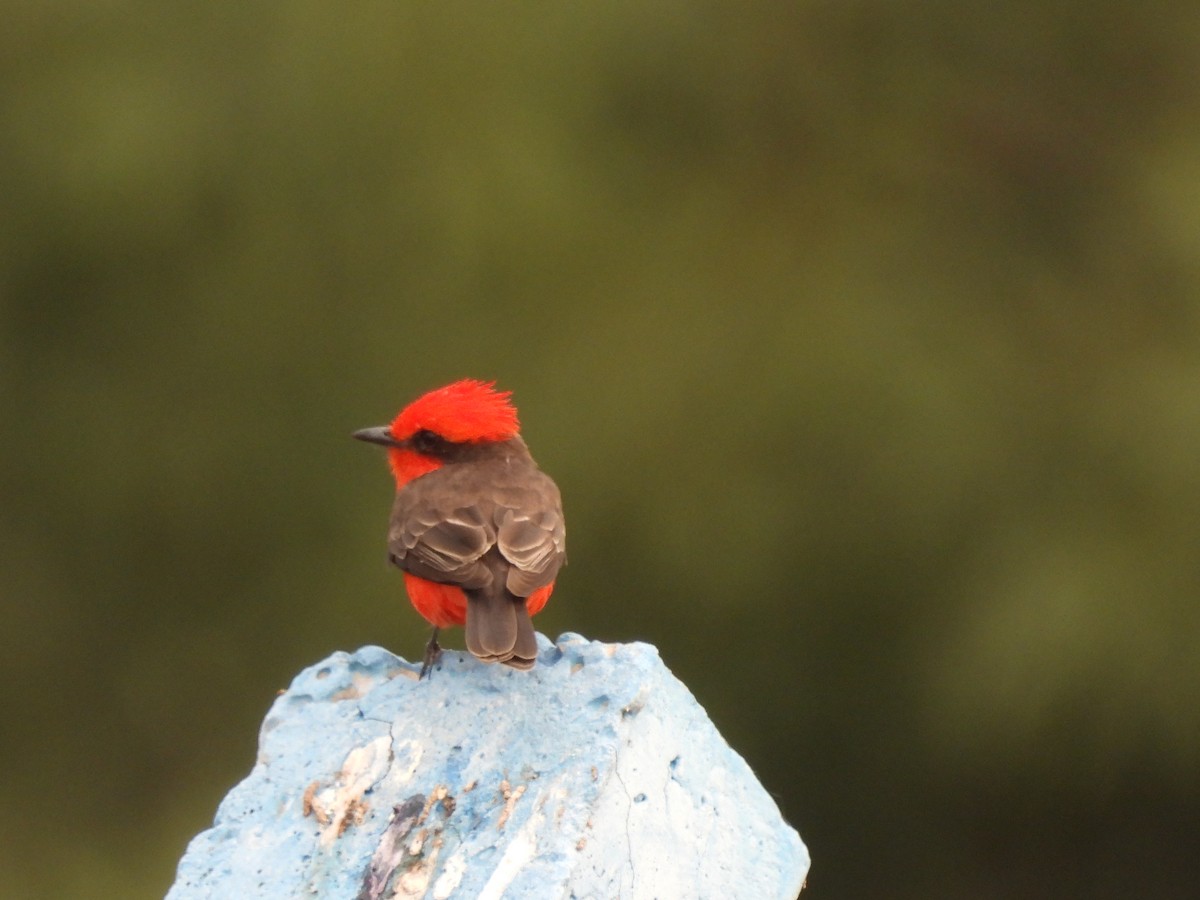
[167,633,809,899]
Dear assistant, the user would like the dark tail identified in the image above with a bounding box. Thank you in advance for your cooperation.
[465,588,538,669]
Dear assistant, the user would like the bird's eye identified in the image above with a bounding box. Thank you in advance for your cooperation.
[411,429,442,453]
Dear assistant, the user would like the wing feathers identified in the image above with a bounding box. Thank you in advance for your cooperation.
[388,456,565,598]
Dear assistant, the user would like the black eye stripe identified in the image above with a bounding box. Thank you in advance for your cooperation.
[411,429,443,453]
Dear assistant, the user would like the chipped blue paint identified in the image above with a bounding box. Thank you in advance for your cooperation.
[167,634,809,899]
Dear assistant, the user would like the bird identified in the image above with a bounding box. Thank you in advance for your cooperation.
[354,380,566,676]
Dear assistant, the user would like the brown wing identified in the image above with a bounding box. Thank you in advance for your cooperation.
[387,456,565,598]
[495,478,566,596]
[387,479,495,590]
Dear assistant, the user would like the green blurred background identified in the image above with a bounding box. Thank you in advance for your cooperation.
[3,2,1199,897]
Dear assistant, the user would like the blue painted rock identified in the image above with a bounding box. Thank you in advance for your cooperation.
[167,633,809,899]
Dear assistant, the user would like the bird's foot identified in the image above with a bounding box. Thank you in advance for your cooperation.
[419,629,442,679]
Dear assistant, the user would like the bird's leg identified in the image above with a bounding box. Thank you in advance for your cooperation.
[420,627,442,679]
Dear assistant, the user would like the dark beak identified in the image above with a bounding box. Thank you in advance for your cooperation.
[353,426,401,447]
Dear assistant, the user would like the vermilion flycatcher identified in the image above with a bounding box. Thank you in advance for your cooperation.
[354,380,566,675]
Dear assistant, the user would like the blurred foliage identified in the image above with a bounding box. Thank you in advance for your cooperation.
[3,1,1200,897]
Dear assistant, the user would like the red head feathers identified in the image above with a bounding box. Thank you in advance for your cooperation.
[389,379,520,443]
[354,380,523,486]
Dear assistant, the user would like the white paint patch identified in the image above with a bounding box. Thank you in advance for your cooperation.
[477,810,541,900]
[431,850,467,899]
[382,738,423,790]
[318,735,392,847]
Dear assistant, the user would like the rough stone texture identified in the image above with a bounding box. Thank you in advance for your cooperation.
[167,633,809,899]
